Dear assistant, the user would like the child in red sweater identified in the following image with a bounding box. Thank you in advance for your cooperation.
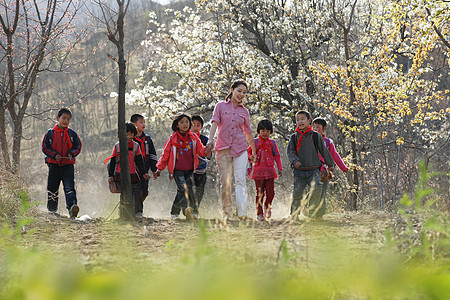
[248,119,283,221]
[154,113,210,220]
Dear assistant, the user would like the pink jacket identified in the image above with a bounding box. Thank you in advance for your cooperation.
[210,99,253,157]
[247,137,282,180]
[156,131,210,174]
[319,137,348,172]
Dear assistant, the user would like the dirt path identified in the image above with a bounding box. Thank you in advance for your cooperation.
[22,211,392,272]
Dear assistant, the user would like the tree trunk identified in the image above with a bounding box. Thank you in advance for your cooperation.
[116,0,134,220]
[344,29,359,211]
[0,106,12,172]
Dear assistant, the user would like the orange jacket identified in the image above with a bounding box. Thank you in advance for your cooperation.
[156,131,210,174]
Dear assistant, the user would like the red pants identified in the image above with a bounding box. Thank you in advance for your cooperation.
[254,178,274,216]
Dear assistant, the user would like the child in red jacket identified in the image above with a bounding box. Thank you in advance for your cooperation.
[248,119,283,221]
[106,123,151,219]
[154,113,211,220]
[42,108,82,218]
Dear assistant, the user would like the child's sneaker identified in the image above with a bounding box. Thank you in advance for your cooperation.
[171,214,180,220]
[192,213,199,220]
[69,205,79,219]
[135,212,143,219]
[257,214,265,221]
[184,207,194,221]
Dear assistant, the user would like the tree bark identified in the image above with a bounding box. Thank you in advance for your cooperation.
[116,0,133,220]
[333,0,359,210]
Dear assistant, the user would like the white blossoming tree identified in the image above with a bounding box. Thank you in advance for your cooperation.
[129,0,448,210]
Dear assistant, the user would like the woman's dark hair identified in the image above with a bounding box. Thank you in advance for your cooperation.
[225,79,248,101]
[171,113,192,132]
[126,122,137,136]
[313,118,327,128]
[257,119,273,134]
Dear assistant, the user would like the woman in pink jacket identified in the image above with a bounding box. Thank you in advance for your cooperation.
[313,118,349,218]
[206,79,256,220]
[154,113,210,220]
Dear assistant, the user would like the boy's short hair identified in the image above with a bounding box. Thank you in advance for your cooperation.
[295,110,311,120]
[130,114,144,123]
[171,113,192,132]
[58,108,72,118]
[313,118,327,128]
[126,122,137,136]
[191,115,204,127]
[257,119,273,134]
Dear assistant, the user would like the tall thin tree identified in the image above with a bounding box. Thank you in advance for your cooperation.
[93,0,133,219]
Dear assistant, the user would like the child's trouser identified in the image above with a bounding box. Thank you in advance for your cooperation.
[254,178,275,217]
[47,163,77,212]
[171,169,195,216]
[216,149,248,218]
[137,178,149,212]
[116,181,143,215]
[291,169,323,217]
[193,172,207,214]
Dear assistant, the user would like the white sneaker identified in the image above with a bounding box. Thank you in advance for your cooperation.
[135,212,143,219]
[171,214,179,220]
[192,213,199,220]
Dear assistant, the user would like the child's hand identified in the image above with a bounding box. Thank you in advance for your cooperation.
[169,173,174,180]
[55,154,62,162]
[108,176,114,184]
[153,170,161,180]
[278,169,283,177]
[68,153,73,159]
[294,161,301,169]
[143,173,151,180]
[205,142,214,153]
[249,154,257,163]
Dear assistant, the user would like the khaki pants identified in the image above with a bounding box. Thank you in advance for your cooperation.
[216,149,248,218]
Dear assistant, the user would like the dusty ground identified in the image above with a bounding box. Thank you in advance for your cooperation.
[22,210,393,273]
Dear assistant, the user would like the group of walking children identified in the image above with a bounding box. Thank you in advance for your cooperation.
[42,80,348,221]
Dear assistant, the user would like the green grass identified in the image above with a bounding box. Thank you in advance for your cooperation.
[1,162,449,299]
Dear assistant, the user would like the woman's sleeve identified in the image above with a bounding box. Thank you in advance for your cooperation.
[210,102,221,125]
[242,109,252,134]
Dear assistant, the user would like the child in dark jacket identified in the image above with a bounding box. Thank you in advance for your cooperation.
[154,113,211,221]
[42,108,82,218]
[287,111,334,219]
[106,123,150,219]
[131,114,158,218]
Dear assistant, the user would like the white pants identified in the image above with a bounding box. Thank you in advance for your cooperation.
[216,149,248,218]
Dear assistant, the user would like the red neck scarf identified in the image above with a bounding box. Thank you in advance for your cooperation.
[295,125,312,153]
[321,133,326,141]
[135,134,146,158]
[174,131,191,149]
[256,135,273,156]
[53,124,72,149]
[103,141,134,165]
